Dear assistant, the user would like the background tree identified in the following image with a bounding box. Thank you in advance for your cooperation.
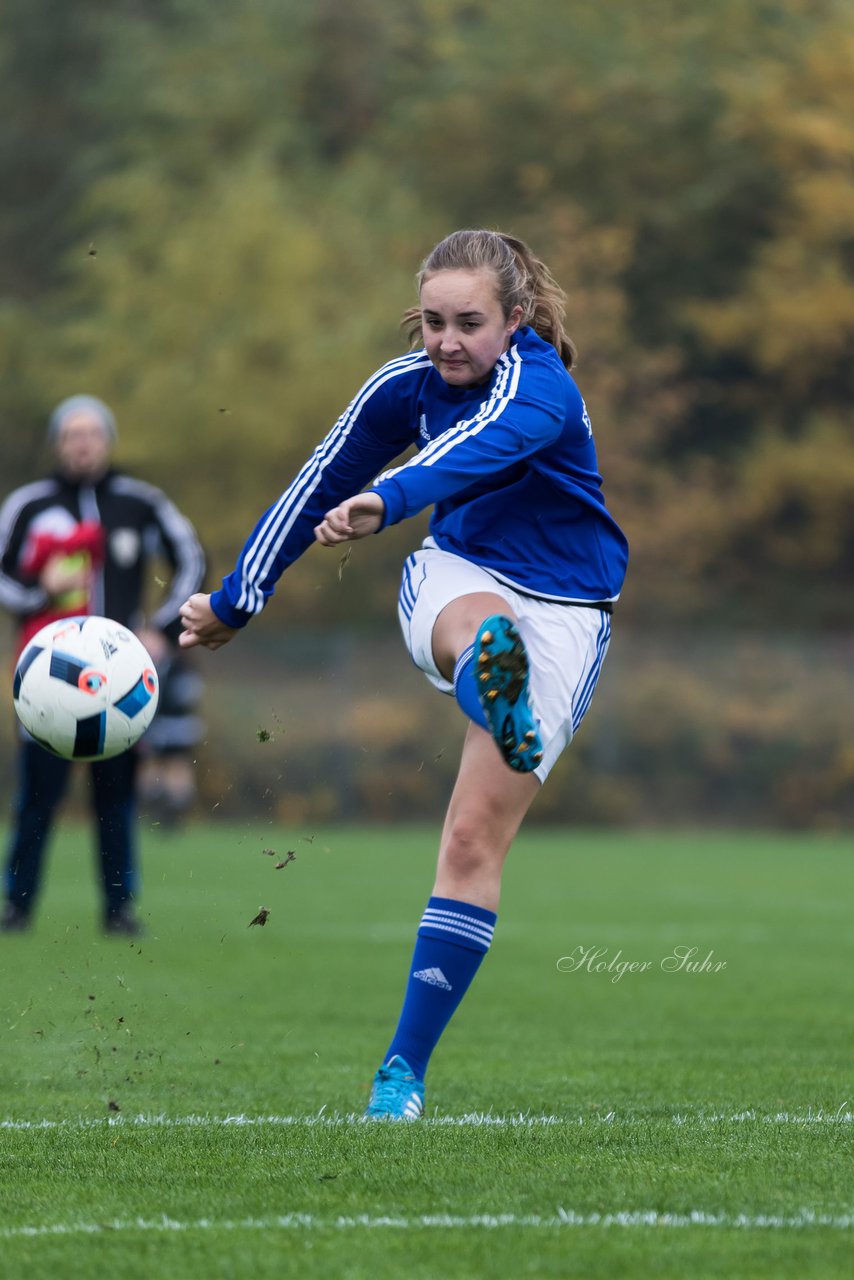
[1,0,851,626]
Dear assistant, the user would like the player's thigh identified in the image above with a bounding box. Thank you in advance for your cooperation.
[435,723,541,897]
[398,545,517,692]
[443,723,540,838]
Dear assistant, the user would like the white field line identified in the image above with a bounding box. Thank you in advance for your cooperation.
[1,1105,851,1132]
[2,1209,853,1239]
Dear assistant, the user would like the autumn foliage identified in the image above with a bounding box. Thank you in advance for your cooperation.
[0,0,851,824]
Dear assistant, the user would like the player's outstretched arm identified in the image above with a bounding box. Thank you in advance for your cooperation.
[179,593,238,650]
[314,492,385,547]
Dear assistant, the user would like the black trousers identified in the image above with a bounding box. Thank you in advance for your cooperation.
[4,738,138,920]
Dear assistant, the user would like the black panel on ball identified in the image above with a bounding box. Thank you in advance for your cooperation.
[73,712,107,759]
[13,645,44,700]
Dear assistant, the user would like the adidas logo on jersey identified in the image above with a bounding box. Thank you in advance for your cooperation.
[412,966,452,991]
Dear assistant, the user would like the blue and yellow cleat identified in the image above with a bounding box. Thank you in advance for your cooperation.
[364,1055,425,1121]
[474,614,543,772]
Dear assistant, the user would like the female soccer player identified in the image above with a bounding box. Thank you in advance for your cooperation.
[179,229,628,1119]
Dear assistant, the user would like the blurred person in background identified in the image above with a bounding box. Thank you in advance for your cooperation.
[136,647,205,830]
[0,395,205,935]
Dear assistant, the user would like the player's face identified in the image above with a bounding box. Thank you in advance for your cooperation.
[420,268,523,387]
[55,411,113,481]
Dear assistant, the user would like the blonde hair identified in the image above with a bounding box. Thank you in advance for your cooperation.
[402,229,575,369]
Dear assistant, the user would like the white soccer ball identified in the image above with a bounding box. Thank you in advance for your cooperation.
[12,616,160,761]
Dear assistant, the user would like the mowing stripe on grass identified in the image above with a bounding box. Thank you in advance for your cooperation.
[1,1106,851,1131]
[2,1209,854,1239]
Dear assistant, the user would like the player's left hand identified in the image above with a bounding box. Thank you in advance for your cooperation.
[178,593,238,650]
[314,493,385,546]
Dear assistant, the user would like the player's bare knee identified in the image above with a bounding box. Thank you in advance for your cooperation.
[440,811,505,880]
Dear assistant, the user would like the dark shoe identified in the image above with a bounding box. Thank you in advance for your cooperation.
[1,902,31,933]
[104,908,144,937]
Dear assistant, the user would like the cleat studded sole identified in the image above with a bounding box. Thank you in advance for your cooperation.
[474,615,543,773]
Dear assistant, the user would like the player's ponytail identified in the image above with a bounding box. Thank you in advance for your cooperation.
[402,229,576,370]
[498,234,576,370]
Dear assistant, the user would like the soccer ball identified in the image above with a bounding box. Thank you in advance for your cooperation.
[12,616,160,761]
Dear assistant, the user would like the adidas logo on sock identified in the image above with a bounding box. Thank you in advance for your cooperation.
[412,966,452,991]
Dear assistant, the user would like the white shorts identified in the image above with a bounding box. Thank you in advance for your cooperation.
[397,540,612,782]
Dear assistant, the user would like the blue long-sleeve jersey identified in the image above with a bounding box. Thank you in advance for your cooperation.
[211,327,628,627]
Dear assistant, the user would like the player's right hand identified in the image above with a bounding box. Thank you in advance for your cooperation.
[179,593,238,650]
[314,492,385,545]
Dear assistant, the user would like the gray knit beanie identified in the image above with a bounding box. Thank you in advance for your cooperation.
[48,395,117,445]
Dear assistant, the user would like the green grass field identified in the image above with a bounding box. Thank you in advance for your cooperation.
[1,823,851,1279]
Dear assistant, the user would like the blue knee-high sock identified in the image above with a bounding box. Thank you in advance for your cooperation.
[384,896,497,1081]
[453,645,489,730]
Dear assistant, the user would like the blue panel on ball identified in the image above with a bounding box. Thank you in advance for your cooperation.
[73,712,107,759]
[50,651,87,687]
[114,674,153,719]
[13,645,44,700]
